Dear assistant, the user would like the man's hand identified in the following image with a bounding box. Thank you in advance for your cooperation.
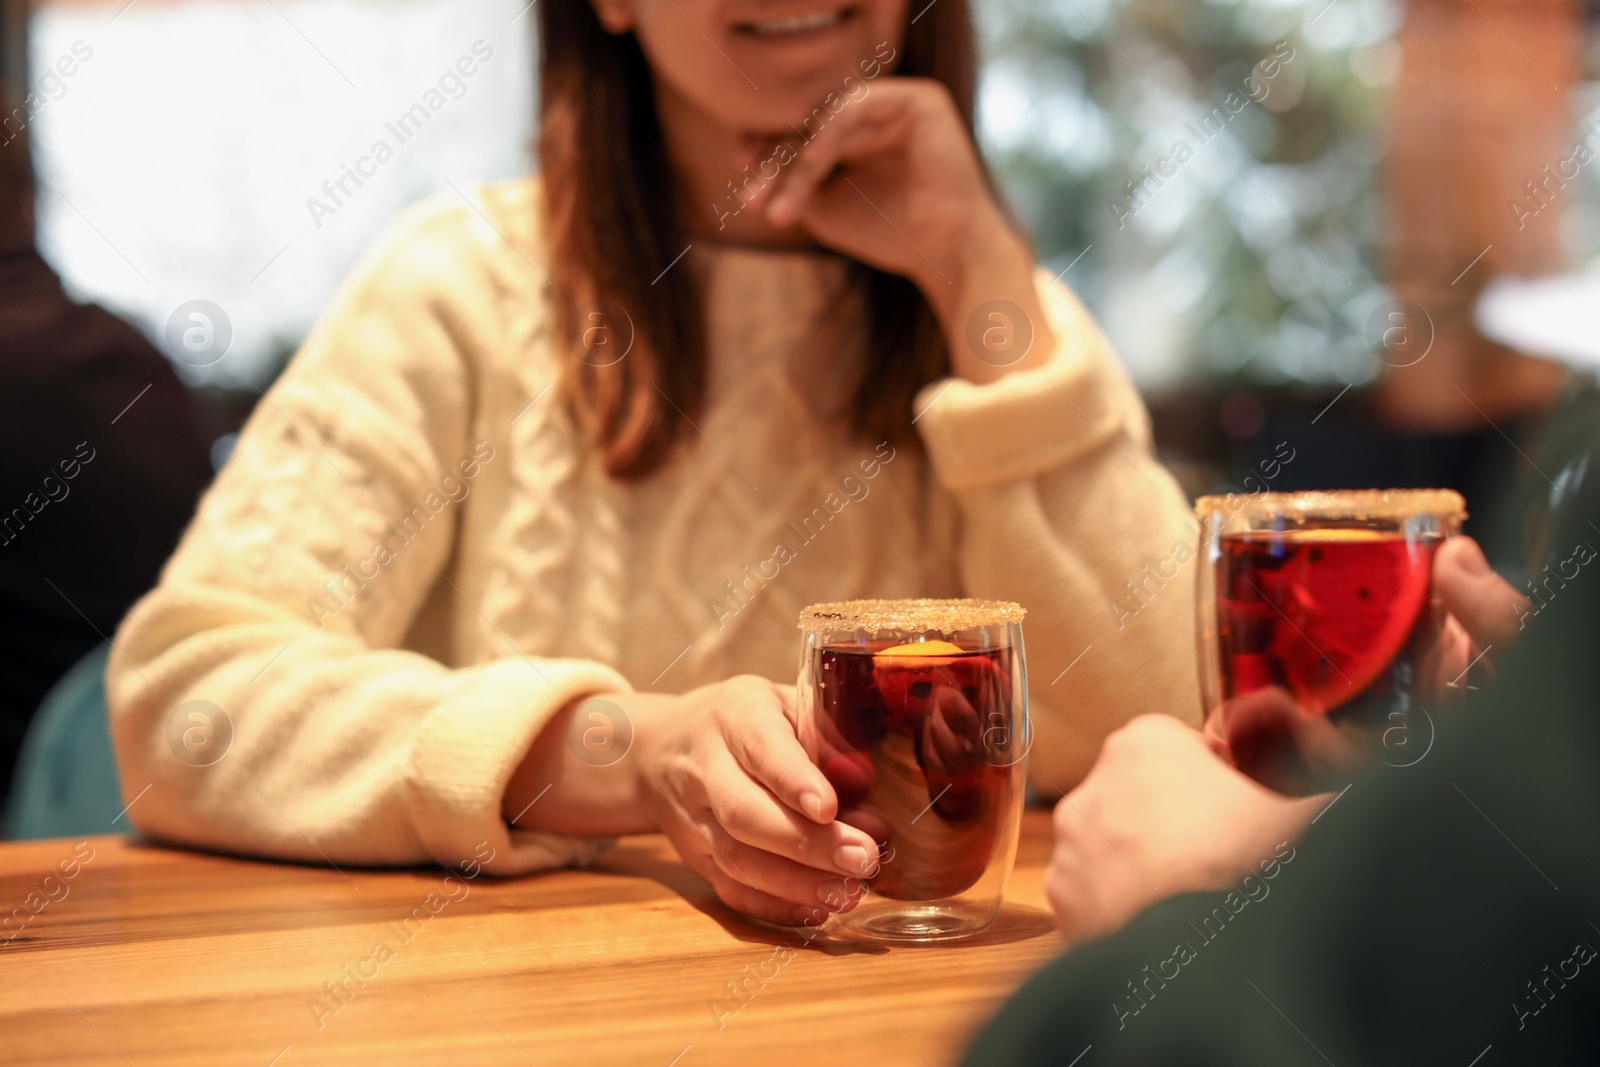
[1425,536,1532,688]
[1205,536,1532,787]
[1046,715,1323,944]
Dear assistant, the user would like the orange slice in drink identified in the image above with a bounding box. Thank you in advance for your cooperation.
[1257,529,1434,714]
[875,640,965,659]
[872,641,966,728]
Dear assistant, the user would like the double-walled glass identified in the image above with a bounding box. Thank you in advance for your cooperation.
[796,598,1029,942]
[1195,489,1468,791]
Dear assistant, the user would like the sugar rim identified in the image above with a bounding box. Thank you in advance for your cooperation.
[797,597,1026,635]
[1194,488,1467,523]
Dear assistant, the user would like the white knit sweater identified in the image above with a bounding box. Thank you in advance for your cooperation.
[108,181,1200,875]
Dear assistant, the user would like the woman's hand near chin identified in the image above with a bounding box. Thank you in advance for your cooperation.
[505,677,881,927]
[757,78,1056,384]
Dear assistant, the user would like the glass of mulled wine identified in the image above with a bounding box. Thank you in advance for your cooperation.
[796,598,1029,943]
[1196,489,1469,794]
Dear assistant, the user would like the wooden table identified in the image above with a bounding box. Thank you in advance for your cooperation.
[2,810,1060,1066]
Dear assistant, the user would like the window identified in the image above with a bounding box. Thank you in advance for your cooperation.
[30,0,536,386]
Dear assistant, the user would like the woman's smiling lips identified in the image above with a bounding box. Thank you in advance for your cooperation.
[732,5,858,41]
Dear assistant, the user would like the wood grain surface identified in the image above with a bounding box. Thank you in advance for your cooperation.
[1,810,1062,1066]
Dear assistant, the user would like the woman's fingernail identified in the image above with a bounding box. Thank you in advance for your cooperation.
[834,844,873,876]
[799,791,825,822]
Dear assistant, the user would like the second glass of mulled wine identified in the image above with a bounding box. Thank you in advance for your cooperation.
[1196,488,1469,793]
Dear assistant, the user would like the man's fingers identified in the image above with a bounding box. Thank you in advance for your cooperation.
[1435,537,1530,650]
[1043,811,1145,945]
[1042,860,1074,934]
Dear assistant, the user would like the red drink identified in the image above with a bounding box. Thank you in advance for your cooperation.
[812,642,1016,901]
[1217,529,1441,717]
[1198,490,1465,794]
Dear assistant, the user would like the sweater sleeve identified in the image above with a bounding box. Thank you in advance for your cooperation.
[914,269,1201,794]
[106,195,628,875]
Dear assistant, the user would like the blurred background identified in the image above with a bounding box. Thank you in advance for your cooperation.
[2,0,1598,824]
[12,0,1600,502]
[978,0,1600,572]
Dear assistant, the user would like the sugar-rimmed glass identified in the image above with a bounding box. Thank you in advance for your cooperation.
[1195,488,1468,791]
[796,598,1029,943]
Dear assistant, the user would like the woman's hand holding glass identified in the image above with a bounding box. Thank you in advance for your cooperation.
[636,676,883,925]
[505,676,881,927]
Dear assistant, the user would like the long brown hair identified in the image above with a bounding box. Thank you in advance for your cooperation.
[538,0,977,479]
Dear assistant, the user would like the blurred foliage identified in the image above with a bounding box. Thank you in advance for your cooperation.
[978,0,1407,390]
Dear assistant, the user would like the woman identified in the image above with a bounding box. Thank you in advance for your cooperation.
[109,0,1198,927]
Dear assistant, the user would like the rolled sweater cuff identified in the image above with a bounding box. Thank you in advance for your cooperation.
[914,270,1147,492]
[405,656,630,876]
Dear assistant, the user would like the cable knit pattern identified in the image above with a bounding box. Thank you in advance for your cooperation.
[496,379,582,658]
[107,179,1199,876]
